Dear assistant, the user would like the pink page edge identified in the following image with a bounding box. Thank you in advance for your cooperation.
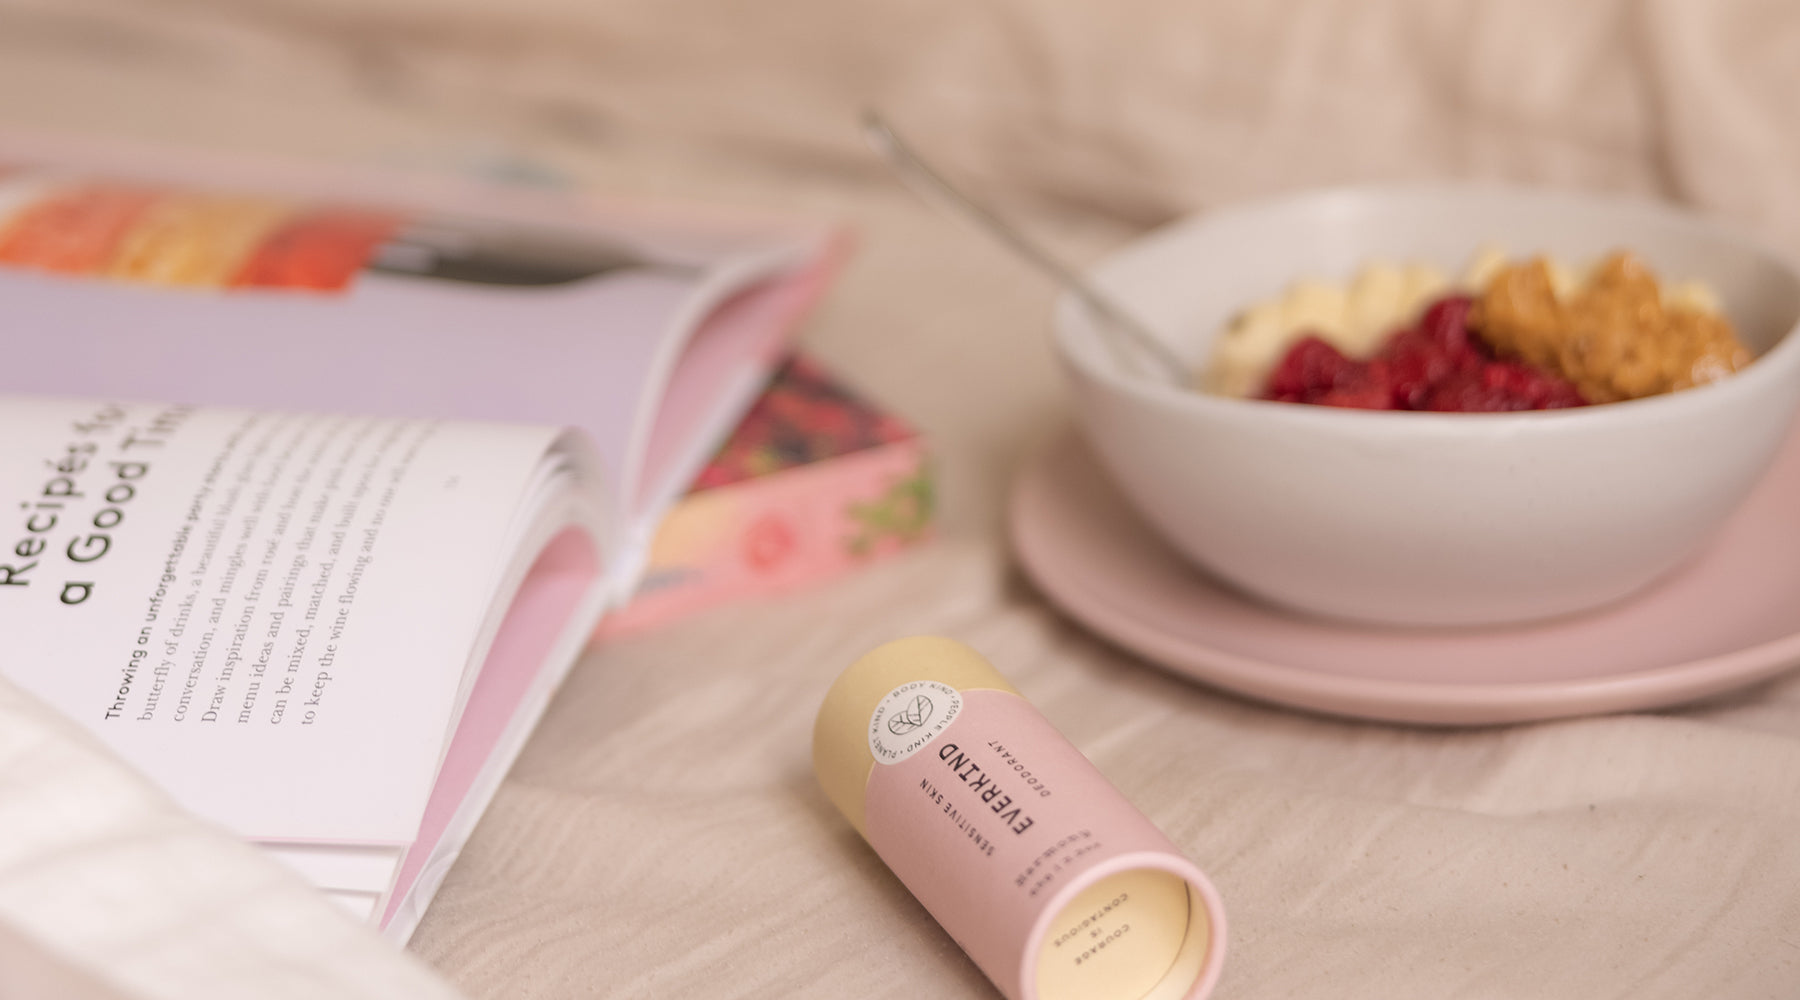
[378,527,601,930]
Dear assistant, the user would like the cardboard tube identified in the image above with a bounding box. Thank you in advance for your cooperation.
[813,636,1226,1000]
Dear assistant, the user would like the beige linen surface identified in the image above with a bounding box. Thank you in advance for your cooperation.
[2,1,1799,998]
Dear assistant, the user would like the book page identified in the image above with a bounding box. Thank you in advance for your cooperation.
[0,163,823,583]
[0,396,597,843]
[0,265,693,516]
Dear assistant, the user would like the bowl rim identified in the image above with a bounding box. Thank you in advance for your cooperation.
[1053,181,1800,430]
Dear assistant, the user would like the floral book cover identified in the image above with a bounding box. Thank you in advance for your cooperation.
[602,354,932,635]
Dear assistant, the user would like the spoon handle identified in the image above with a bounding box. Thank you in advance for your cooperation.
[860,111,1189,385]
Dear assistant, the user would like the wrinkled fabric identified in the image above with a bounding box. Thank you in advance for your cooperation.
[0,0,1798,997]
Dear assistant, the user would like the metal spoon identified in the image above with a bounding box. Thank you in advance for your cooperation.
[859,110,1189,386]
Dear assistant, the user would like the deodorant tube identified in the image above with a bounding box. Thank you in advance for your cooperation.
[813,636,1225,1000]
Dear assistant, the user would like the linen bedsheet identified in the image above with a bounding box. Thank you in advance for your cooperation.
[2,1,1799,997]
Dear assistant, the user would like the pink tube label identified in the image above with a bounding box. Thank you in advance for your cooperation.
[862,687,1206,1000]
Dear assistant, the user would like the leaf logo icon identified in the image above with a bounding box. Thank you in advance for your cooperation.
[887,694,934,735]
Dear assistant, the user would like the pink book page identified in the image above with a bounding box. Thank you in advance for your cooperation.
[632,232,851,516]
[380,526,602,934]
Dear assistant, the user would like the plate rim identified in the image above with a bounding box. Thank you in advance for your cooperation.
[1008,430,1800,726]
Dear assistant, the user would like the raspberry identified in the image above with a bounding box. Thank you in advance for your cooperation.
[1501,362,1587,409]
[1422,369,1531,412]
[1383,329,1455,409]
[1420,294,1479,360]
[1418,357,1587,411]
[1258,294,1589,413]
[1263,335,1357,403]
[1315,379,1393,409]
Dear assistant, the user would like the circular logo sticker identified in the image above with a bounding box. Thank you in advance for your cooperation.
[868,680,963,764]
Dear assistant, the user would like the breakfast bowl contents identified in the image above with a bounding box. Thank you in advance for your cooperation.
[1204,251,1751,411]
[1051,186,1800,627]
[1251,291,1589,412]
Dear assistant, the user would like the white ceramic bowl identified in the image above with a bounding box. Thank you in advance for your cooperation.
[1053,185,1800,627]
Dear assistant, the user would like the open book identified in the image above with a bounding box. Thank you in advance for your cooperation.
[0,136,842,942]
[0,130,844,602]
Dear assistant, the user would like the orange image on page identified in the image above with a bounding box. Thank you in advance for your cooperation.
[103,193,296,288]
[232,209,404,293]
[0,184,160,274]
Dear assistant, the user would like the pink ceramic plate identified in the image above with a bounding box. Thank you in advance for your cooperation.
[1008,428,1800,725]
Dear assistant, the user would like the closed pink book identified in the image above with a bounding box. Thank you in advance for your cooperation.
[599,355,932,636]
